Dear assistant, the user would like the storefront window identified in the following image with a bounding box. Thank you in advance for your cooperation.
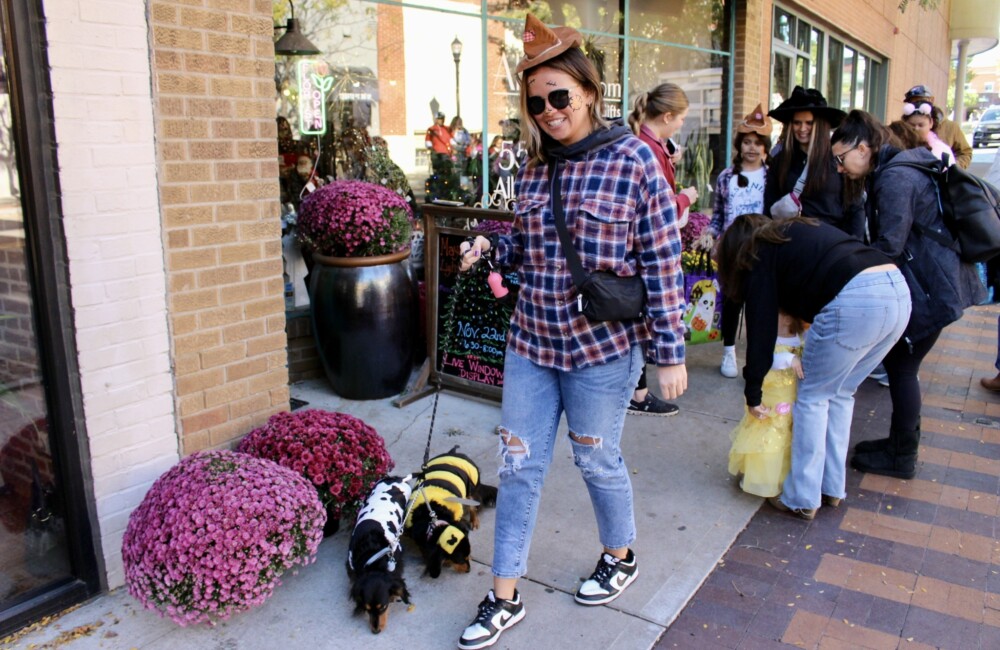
[274,0,732,212]
[0,21,72,612]
[826,38,843,106]
[630,39,727,209]
[771,7,884,115]
[841,45,856,111]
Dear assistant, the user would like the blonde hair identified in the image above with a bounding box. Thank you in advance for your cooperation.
[627,83,689,135]
[520,47,608,167]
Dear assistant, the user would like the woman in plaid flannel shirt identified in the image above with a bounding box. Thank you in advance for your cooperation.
[456,14,687,650]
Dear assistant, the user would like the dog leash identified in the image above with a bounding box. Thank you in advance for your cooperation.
[422,390,438,466]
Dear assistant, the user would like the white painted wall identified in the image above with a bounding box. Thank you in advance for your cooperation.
[42,0,178,588]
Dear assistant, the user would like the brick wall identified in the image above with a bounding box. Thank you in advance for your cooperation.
[734,0,767,117]
[43,0,180,588]
[150,0,289,454]
[377,3,406,136]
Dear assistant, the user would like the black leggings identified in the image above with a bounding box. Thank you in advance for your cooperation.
[882,329,941,432]
[721,296,743,347]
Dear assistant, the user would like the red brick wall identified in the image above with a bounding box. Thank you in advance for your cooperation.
[378,4,407,136]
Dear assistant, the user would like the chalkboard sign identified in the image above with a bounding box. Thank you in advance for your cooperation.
[424,205,517,401]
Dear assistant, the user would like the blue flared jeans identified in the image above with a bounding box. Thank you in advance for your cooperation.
[491,346,643,579]
[780,268,911,510]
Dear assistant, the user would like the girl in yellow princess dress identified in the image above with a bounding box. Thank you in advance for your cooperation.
[728,311,804,497]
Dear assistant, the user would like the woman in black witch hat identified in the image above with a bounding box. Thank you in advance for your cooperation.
[764,86,865,240]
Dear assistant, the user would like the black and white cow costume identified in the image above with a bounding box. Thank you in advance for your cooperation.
[347,474,413,574]
[346,474,415,634]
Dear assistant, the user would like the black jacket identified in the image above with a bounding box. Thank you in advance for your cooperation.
[867,145,985,343]
[764,144,866,240]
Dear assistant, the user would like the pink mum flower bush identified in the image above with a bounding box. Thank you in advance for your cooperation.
[679,211,711,252]
[237,409,395,520]
[297,179,415,257]
[122,450,324,626]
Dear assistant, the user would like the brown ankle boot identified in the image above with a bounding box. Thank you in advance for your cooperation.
[981,373,1000,391]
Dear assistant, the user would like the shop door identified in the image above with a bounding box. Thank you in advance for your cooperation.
[0,0,99,635]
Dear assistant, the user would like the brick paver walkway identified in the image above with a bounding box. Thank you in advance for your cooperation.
[656,305,1000,650]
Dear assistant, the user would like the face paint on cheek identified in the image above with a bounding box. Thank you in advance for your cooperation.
[568,94,584,112]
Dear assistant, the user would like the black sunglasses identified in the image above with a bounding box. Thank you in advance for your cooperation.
[526,87,579,116]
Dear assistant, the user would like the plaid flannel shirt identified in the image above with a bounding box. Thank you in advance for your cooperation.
[495,133,686,370]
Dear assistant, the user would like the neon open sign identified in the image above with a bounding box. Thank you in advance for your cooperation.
[296,59,333,135]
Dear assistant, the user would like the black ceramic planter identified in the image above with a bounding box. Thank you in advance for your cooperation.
[309,250,416,399]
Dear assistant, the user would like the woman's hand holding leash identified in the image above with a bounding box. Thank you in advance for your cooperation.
[459,235,492,272]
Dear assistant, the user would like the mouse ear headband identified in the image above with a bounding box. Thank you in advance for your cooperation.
[903,102,932,116]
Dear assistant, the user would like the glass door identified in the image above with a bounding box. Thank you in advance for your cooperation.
[0,10,72,608]
[0,0,98,634]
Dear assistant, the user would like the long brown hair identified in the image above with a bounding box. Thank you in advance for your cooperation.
[716,214,819,303]
[520,47,608,167]
[774,112,834,197]
[887,120,924,150]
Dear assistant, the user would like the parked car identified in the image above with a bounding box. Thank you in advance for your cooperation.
[972,107,1000,148]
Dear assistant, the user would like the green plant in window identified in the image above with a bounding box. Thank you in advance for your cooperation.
[676,130,713,213]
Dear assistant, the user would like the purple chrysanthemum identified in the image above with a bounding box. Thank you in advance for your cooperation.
[237,409,394,520]
[122,450,324,626]
[296,179,415,257]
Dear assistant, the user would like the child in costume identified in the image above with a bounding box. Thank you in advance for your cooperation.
[699,104,772,379]
[728,311,804,497]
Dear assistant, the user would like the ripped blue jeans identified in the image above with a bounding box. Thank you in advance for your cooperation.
[491,346,642,579]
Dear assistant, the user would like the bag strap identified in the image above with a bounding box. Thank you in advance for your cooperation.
[791,163,807,196]
[548,159,589,289]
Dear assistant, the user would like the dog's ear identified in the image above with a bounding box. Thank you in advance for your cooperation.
[390,577,411,604]
[477,483,498,508]
[349,580,366,614]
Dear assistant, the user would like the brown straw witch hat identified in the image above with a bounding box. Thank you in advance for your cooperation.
[516,14,583,74]
[736,103,773,137]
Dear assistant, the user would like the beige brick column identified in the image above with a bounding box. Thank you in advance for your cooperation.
[735,0,768,117]
[151,0,288,454]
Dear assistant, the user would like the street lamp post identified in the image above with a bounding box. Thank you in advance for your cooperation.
[451,36,463,119]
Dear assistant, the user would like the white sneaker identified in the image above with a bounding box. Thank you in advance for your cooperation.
[720,348,738,378]
[458,589,525,649]
[575,550,639,605]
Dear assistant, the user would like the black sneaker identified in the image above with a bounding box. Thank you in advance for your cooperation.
[457,589,525,650]
[627,394,679,417]
[574,549,639,605]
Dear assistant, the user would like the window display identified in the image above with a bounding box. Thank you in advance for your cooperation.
[272,1,732,210]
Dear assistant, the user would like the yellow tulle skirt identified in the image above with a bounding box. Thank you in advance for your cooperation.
[728,366,797,498]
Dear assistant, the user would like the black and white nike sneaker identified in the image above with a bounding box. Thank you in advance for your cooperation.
[574,549,639,605]
[457,589,525,649]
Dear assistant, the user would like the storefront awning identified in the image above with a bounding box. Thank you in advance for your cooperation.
[950,0,999,58]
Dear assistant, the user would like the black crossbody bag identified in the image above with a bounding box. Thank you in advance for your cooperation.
[549,160,645,322]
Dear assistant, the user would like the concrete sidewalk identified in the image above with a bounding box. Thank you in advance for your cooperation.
[5,338,759,649]
[11,306,1000,649]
